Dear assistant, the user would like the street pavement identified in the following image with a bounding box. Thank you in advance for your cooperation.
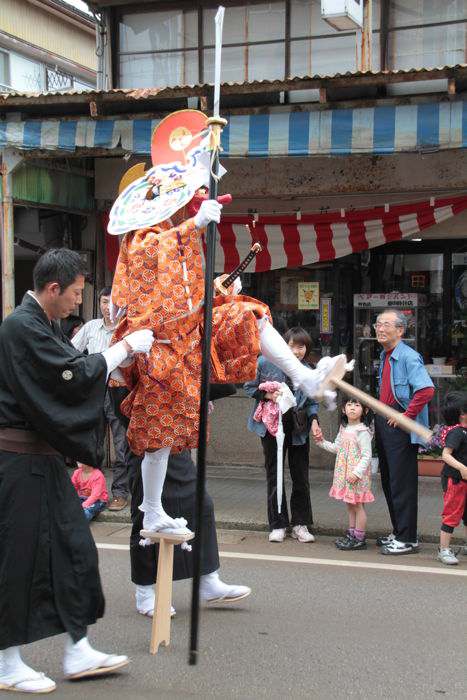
[100,464,449,542]
[14,524,467,699]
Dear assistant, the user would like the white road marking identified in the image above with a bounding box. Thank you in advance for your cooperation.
[95,543,467,577]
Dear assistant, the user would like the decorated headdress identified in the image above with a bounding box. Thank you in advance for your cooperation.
[108,109,224,235]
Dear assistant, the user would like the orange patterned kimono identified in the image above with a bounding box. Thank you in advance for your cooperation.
[112,216,269,455]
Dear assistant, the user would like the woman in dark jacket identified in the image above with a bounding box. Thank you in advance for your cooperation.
[245,327,319,543]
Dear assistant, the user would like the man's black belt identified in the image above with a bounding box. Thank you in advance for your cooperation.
[0,428,60,455]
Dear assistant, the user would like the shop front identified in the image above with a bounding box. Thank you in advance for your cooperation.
[2,74,467,464]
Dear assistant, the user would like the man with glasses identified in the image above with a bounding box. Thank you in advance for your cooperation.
[373,309,434,555]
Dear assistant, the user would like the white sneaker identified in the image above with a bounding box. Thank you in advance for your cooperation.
[63,637,129,680]
[381,538,419,555]
[291,525,315,543]
[437,547,459,566]
[268,528,286,542]
[200,571,251,604]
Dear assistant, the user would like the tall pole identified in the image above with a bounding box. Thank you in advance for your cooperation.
[360,0,373,72]
[189,6,226,667]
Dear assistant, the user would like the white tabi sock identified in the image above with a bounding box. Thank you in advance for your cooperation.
[139,448,191,542]
[258,319,313,389]
[135,584,176,617]
[199,570,251,602]
[139,447,171,516]
[135,584,155,614]
[63,635,128,678]
[0,646,56,692]
[258,319,341,406]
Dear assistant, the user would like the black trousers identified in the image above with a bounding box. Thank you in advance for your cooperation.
[108,388,220,584]
[375,413,419,543]
[261,431,313,530]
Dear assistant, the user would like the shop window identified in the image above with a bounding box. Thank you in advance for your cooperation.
[46,66,73,92]
[388,0,467,70]
[388,23,466,69]
[9,52,45,93]
[120,51,198,89]
[203,3,285,82]
[452,252,467,373]
[0,50,10,90]
[119,8,198,88]
[389,0,467,27]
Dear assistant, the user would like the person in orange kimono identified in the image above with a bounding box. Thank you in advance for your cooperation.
[107,110,342,541]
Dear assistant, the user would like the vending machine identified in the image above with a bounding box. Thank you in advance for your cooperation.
[353,293,427,394]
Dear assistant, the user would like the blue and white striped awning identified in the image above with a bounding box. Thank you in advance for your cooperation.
[1,100,466,156]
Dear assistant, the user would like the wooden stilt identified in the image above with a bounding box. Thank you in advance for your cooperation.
[140,529,194,654]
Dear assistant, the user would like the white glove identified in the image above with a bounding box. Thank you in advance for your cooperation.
[194,199,222,229]
[125,329,154,354]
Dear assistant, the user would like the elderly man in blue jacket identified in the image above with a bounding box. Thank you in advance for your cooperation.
[374,309,434,555]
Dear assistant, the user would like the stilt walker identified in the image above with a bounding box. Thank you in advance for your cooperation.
[107,5,347,657]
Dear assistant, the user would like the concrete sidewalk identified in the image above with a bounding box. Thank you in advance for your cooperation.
[98,464,450,543]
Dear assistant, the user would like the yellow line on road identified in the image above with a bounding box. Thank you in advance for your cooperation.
[95,542,467,577]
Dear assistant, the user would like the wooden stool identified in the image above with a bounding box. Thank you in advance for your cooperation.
[140,529,195,654]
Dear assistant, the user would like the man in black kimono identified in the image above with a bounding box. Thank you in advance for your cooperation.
[125,383,251,617]
[0,249,153,694]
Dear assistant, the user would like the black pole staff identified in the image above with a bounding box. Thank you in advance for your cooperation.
[189,6,226,667]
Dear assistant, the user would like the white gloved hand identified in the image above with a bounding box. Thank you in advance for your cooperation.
[194,199,222,229]
[345,359,355,372]
[125,329,154,354]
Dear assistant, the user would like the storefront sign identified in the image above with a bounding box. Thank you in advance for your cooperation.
[298,282,319,310]
[320,298,332,333]
[353,293,426,308]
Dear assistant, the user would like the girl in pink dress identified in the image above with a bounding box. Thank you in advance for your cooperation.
[314,399,374,550]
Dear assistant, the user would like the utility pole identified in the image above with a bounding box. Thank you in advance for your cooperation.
[360,0,373,72]
[1,149,22,319]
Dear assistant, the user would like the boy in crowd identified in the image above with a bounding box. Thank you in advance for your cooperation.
[438,391,467,565]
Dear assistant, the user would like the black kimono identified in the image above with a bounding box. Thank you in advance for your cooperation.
[0,294,108,650]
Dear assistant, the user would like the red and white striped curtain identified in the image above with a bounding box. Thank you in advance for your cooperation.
[216,195,467,272]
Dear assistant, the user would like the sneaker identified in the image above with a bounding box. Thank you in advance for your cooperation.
[268,528,286,543]
[381,539,418,555]
[335,534,352,548]
[336,536,367,551]
[437,547,459,566]
[291,525,315,543]
[376,533,395,547]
